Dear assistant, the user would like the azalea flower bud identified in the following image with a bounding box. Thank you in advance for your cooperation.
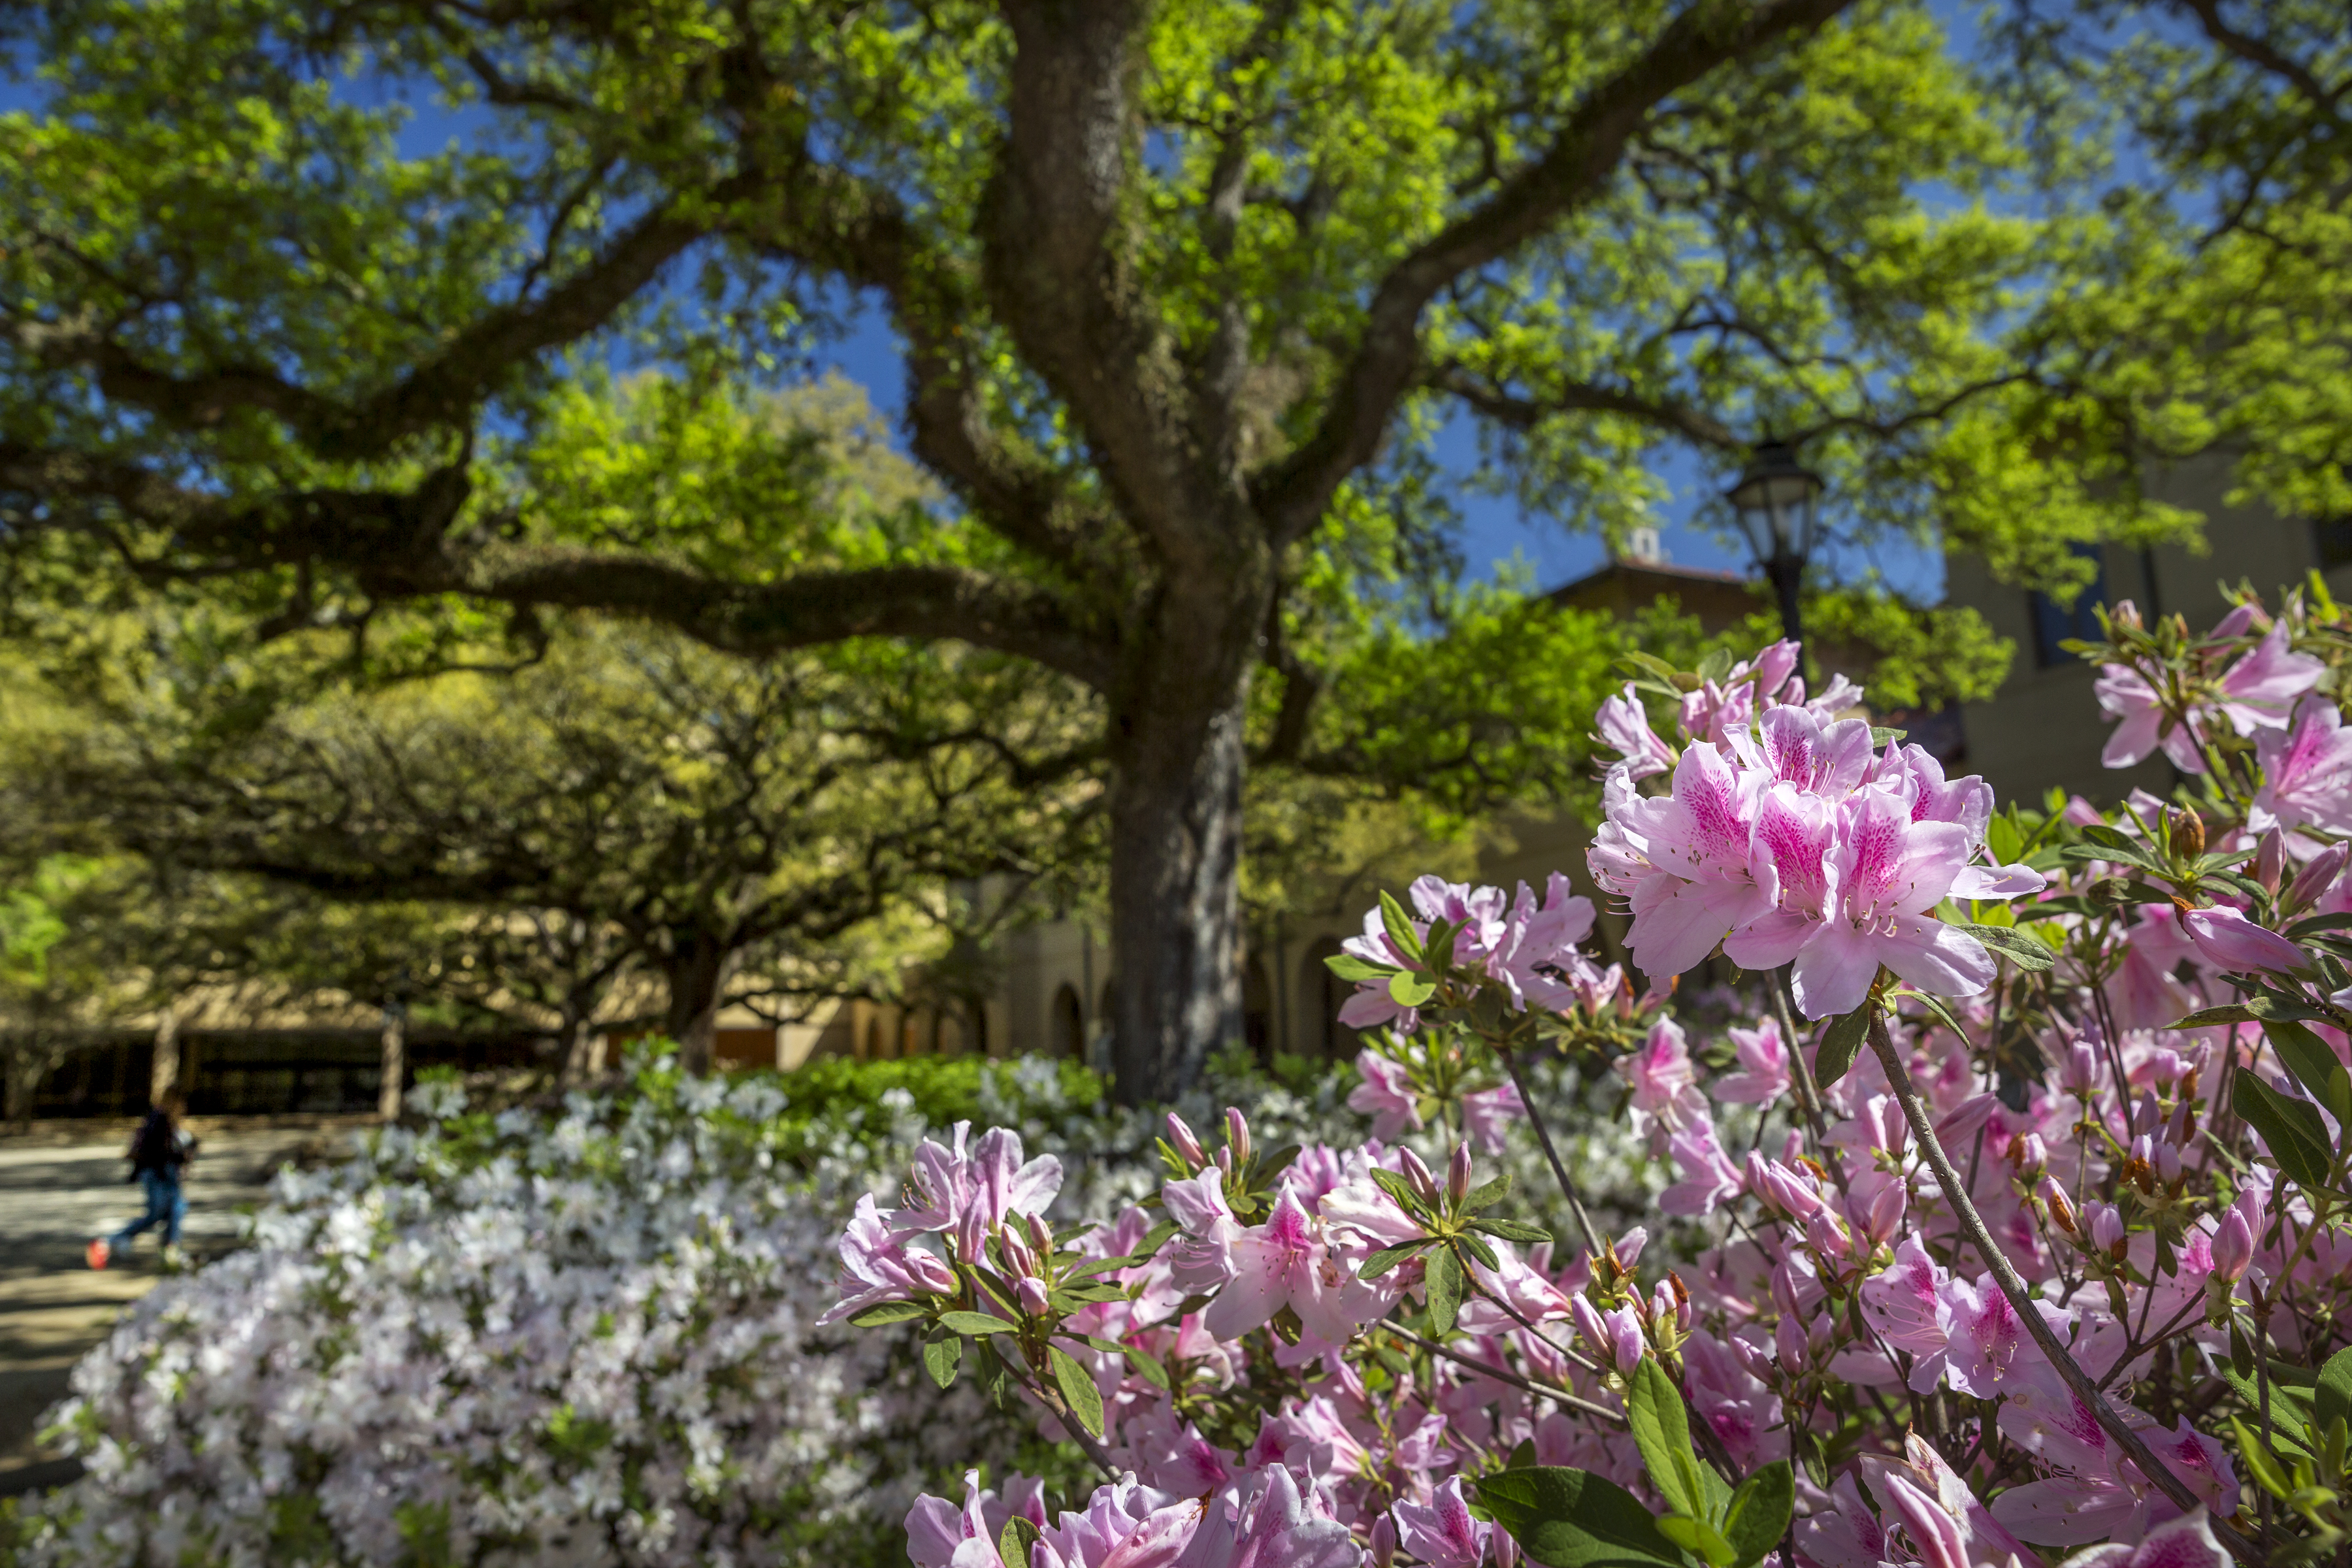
[1000,1230,1036,1277]
[1650,1281,1678,1331]
[1224,1107,1252,1168]
[1166,1113,1207,1169]
[2041,1177,2078,1234]
[2212,1209,2253,1284]
[909,1249,959,1296]
[1774,1312,1810,1374]
[1017,1275,1051,1316]
[2255,828,2287,894]
[1757,1157,1825,1221]
[1804,1209,1853,1263]
[2089,1203,2127,1260]
[1028,1213,1054,1252]
[1494,1526,1520,1568]
[1399,1148,1440,1205]
[2112,599,2144,630]
[1447,1143,1473,1207]
[2152,1139,2183,1184]
[1614,1228,1648,1269]
[2060,1039,2102,1098]
[1215,1147,1233,1176]
[1369,1514,1396,1568]
[2181,904,2308,978]
[1603,1303,1648,1376]
[1571,1295,1611,1362]
[2168,808,2206,863]
[1855,1177,1907,1249]
[1769,1258,1805,1320]
[2008,1133,2048,1182]
[2286,841,2350,913]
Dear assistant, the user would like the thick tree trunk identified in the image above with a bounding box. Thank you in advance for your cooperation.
[557,1007,598,1087]
[663,932,732,1077]
[1105,644,1254,1105]
[378,1006,406,1121]
[150,1004,186,1107]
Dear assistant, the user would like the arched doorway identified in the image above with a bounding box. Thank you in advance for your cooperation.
[1243,956,1273,1064]
[1051,985,1085,1060]
[1299,938,1350,1062]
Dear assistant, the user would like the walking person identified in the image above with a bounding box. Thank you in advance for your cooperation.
[86,1092,198,1271]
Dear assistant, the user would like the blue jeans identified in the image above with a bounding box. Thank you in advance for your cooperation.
[110,1169,185,1250]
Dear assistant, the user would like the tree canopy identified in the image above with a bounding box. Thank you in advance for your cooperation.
[0,0,2309,1097]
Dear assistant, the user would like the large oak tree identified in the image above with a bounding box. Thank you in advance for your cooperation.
[0,0,2220,1098]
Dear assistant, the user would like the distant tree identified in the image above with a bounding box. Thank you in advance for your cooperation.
[13,613,1095,1075]
[0,854,125,1123]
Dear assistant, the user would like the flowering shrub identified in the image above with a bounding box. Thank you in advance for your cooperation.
[3,1056,1130,1568]
[843,588,2352,1568]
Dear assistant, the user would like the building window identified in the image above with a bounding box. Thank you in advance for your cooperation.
[2030,544,2109,668]
[1051,985,1085,1059]
[2316,516,2352,572]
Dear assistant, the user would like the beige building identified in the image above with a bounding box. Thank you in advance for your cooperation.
[1948,455,2352,806]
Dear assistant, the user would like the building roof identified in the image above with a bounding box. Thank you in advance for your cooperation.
[1544,557,1761,636]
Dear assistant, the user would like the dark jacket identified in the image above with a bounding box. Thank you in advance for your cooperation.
[127,1109,193,1179]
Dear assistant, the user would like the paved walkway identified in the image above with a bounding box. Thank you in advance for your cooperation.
[0,1118,368,1492]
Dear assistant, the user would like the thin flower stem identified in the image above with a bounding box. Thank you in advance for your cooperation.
[1770,966,1850,1194]
[1863,1009,2264,1568]
[1467,1273,1605,1377]
[1382,1319,1626,1428]
[1496,1042,1596,1252]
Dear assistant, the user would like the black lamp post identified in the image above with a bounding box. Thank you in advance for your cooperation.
[1725,440,1824,647]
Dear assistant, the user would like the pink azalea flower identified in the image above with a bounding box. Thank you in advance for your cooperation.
[1608,742,1772,980]
[2253,696,2352,840]
[1392,1478,1489,1568]
[1033,1477,1199,1568]
[1346,1051,1421,1139]
[2097,664,2212,773]
[2057,1509,2232,1568]
[1659,1118,1746,1218]
[908,1469,1049,1568]
[1595,682,1674,779]
[1173,1465,1364,1568]
[1715,1017,1791,1103]
[1201,1184,1386,1345]
[1123,1407,1235,1499]
[2180,905,2307,977]
[1730,787,2001,1019]
[1614,1017,1708,1145]
[2213,622,2325,734]
[1460,1081,1524,1153]
[894,1122,1065,1237]
[819,1194,958,1327]
[1853,1431,2038,1568]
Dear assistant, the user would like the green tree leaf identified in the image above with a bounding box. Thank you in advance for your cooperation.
[923,1333,962,1389]
[1474,1468,1684,1568]
[1050,1345,1105,1438]
[1722,1462,1793,1568]
[1816,1003,1875,1089]
[2233,1073,2335,1189]
[1426,1244,1464,1335]
[1625,1360,1714,1521]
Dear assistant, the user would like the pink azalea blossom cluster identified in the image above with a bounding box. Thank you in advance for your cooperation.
[1590,675,2046,1019]
[853,604,2352,1568]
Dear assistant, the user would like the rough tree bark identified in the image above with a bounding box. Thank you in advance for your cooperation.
[1105,571,1266,1100]
[378,1005,406,1121]
[662,931,732,1077]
